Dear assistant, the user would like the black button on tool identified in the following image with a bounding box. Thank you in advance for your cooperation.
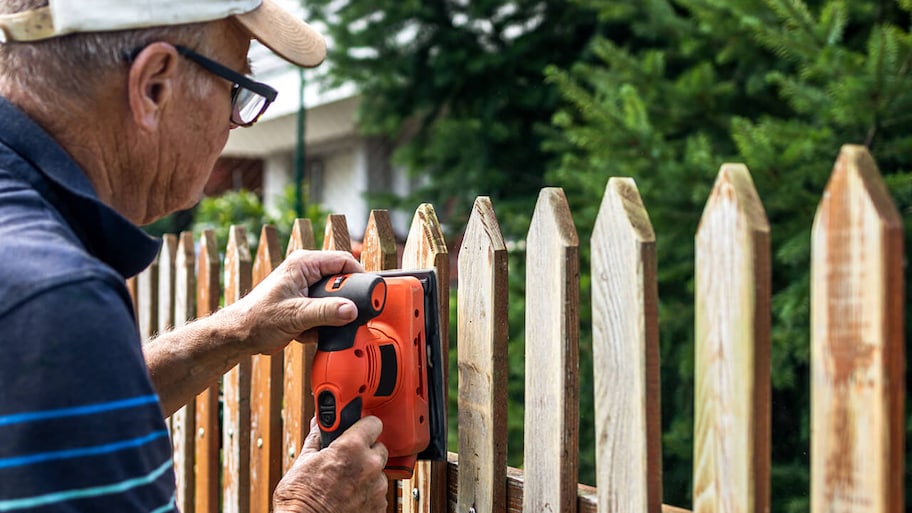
[318,391,336,427]
[332,276,345,289]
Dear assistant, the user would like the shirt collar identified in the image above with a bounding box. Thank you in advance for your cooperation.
[0,95,162,278]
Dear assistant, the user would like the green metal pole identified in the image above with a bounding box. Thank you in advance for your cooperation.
[293,67,306,218]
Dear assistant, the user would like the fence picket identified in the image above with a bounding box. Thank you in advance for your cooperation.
[523,188,580,513]
[158,234,178,336]
[324,213,352,253]
[283,219,317,473]
[810,145,905,513]
[136,244,160,341]
[362,209,399,270]
[250,226,284,513]
[224,226,253,513]
[591,178,662,513]
[194,229,221,513]
[693,164,771,513]
[457,197,509,513]
[173,232,197,513]
[401,204,449,513]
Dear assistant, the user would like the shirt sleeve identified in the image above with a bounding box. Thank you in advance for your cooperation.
[0,277,177,513]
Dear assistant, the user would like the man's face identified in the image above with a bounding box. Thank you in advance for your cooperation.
[148,20,252,222]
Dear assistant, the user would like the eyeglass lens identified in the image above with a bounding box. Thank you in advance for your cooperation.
[233,87,269,126]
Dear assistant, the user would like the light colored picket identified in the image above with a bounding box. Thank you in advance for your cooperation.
[591,178,662,513]
[250,226,284,513]
[362,209,399,270]
[136,244,159,341]
[693,164,771,513]
[172,232,196,513]
[401,203,450,513]
[324,213,352,253]
[224,226,253,513]
[810,145,905,513]
[457,197,509,513]
[283,219,317,473]
[194,229,221,513]
[523,188,580,513]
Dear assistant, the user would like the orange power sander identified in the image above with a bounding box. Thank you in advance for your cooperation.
[309,270,447,479]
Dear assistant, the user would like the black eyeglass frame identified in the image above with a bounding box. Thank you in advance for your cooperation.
[173,45,277,127]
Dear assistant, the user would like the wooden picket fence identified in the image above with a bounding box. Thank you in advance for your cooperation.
[130,143,905,513]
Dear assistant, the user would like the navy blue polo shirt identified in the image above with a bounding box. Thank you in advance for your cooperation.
[0,97,177,511]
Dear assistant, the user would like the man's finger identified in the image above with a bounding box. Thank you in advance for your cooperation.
[292,297,358,332]
[334,415,383,448]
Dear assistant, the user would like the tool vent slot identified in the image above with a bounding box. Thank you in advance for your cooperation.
[376,344,398,397]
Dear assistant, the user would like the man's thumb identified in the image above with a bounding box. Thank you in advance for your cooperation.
[297,297,357,329]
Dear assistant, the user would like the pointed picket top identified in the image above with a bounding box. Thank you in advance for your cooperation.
[523,187,580,513]
[591,178,662,513]
[194,229,221,513]
[361,209,398,271]
[323,214,352,253]
[457,197,508,513]
[283,219,317,473]
[224,225,253,513]
[250,225,284,513]
[401,203,449,513]
[172,232,197,513]
[693,164,771,513]
[810,145,904,513]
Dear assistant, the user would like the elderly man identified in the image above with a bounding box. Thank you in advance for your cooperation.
[0,0,389,511]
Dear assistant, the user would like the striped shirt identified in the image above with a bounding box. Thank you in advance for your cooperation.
[0,96,176,512]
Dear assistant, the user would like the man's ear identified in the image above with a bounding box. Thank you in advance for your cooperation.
[127,42,180,131]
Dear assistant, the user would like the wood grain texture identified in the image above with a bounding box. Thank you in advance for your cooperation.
[457,197,509,513]
[194,229,221,513]
[401,203,450,513]
[324,214,352,253]
[172,232,197,513]
[283,219,317,473]
[693,164,771,513]
[591,178,662,513]
[362,209,400,271]
[224,226,253,513]
[810,145,905,513]
[158,234,178,335]
[523,187,580,513]
[251,226,284,513]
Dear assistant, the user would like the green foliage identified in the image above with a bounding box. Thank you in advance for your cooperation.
[192,185,328,255]
[548,0,912,509]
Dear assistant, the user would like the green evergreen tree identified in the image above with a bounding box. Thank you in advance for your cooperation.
[547,1,912,511]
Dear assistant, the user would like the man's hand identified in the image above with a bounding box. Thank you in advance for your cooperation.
[222,249,363,355]
[274,416,389,513]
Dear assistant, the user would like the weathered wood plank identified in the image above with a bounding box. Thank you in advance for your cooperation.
[172,232,196,513]
[457,197,509,513]
[523,187,580,513]
[401,203,450,513]
[324,213,352,253]
[810,144,905,513]
[362,209,399,270]
[224,226,253,513]
[693,164,771,513]
[591,178,662,513]
[194,229,221,513]
[283,219,317,473]
[250,226,284,513]
[158,234,178,336]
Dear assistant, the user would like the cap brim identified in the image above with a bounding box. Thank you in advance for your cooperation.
[233,0,326,68]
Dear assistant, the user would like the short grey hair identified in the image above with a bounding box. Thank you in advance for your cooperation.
[0,0,216,114]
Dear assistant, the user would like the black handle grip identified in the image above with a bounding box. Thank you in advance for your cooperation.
[310,273,386,352]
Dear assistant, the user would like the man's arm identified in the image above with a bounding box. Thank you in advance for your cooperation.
[143,249,362,416]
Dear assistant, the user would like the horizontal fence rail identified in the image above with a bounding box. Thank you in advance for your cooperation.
[130,143,905,512]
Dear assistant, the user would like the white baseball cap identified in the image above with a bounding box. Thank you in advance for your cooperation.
[0,0,326,67]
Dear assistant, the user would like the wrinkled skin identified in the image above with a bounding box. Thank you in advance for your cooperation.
[275,417,389,513]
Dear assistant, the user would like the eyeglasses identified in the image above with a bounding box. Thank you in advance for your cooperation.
[174,45,277,127]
